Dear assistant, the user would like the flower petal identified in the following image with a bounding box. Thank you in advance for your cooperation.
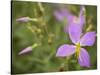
[79,15,85,28]
[68,22,82,44]
[18,46,32,55]
[78,48,90,68]
[80,32,96,46]
[56,44,76,57]
[79,6,85,27]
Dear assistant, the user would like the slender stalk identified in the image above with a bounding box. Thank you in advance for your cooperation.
[37,2,49,36]
[26,22,40,43]
[66,57,69,71]
[37,2,45,14]
[27,23,35,33]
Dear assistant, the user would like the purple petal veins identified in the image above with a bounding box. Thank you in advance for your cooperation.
[18,46,32,55]
[56,44,76,57]
[78,48,90,67]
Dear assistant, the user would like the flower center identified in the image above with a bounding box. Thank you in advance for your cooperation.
[75,43,81,58]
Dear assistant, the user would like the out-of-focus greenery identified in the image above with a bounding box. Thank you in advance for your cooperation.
[12,1,97,74]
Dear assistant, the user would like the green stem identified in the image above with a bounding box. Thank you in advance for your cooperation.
[31,43,38,49]
[66,57,69,71]
[37,2,49,36]
[61,57,70,71]
[26,22,35,34]
[26,22,39,42]
[37,2,45,15]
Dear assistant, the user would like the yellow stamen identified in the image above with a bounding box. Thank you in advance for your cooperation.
[76,43,81,58]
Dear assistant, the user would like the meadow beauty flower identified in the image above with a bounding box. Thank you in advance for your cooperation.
[54,6,85,33]
[56,21,96,67]
[56,6,96,67]
[16,17,31,22]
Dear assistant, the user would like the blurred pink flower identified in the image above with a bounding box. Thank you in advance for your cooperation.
[54,6,85,33]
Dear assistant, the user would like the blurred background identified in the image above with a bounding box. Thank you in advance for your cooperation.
[12,1,97,74]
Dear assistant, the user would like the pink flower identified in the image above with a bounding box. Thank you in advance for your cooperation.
[56,21,96,67]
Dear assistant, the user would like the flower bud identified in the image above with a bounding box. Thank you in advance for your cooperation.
[18,46,32,55]
[16,17,31,23]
